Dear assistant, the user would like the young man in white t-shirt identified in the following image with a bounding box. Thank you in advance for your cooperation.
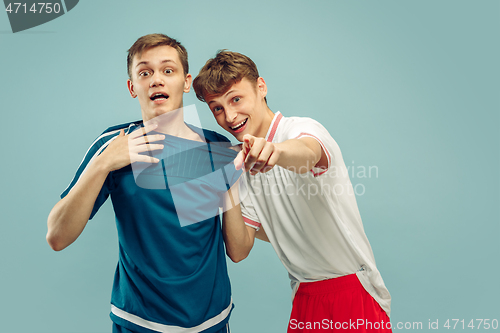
[193,51,392,332]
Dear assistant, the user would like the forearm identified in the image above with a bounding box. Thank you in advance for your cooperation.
[274,139,321,173]
[222,187,255,262]
[47,126,163,251]
[46,156,110,251]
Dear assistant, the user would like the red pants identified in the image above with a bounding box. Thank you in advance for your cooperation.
[288,274,391,332]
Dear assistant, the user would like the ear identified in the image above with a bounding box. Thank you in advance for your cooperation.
[127,79,137,98]
[257,77,267,99]
[184,74,193,93]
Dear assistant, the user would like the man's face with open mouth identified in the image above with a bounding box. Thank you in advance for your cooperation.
[206,77,270,141]
[127,45,192,122]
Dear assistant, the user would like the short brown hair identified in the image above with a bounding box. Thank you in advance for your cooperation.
[127,33,189,78]
[193,50,262,102]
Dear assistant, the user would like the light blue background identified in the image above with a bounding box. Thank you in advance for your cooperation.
[0,1,498,332]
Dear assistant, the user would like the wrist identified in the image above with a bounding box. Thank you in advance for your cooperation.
[273,142,285,167]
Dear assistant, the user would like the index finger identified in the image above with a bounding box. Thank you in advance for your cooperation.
[244,139,266,171]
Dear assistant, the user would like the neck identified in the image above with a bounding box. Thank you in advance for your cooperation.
[142,106,203,142]
[257,106,276,138]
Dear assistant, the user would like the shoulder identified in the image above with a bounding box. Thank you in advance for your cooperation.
[203,128,232,146]
[276,114,340,162]
[82,120,142,160]
[93,120,143,146]
[184,123,232,146]
[60,120,141,198]
[281,115,324,129]
[276,114,330,139]
[101,120,143,137]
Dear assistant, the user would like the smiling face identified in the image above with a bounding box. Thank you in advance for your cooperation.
[127,45,192,122]
[206,77,274,141]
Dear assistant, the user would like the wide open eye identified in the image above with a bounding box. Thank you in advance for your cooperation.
[164,69,173,74]
[139,70,151,77]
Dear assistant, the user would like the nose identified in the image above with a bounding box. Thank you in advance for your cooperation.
[225,107,238,123]
[149,72,164,88]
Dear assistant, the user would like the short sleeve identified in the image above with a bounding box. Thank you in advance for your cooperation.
[60,129,120,220]
[282,117,336,177]
[239,178,261,231]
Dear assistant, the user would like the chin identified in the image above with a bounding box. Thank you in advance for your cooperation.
[156,107,178,116]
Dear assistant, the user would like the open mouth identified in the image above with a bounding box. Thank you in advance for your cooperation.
[150,92,169,102]
[230,118,248,131]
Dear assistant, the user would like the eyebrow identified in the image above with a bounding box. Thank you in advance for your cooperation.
[208,89,237,105]
[135,59,176,69]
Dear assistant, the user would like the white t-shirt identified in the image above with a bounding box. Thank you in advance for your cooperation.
[241,112,392,317]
